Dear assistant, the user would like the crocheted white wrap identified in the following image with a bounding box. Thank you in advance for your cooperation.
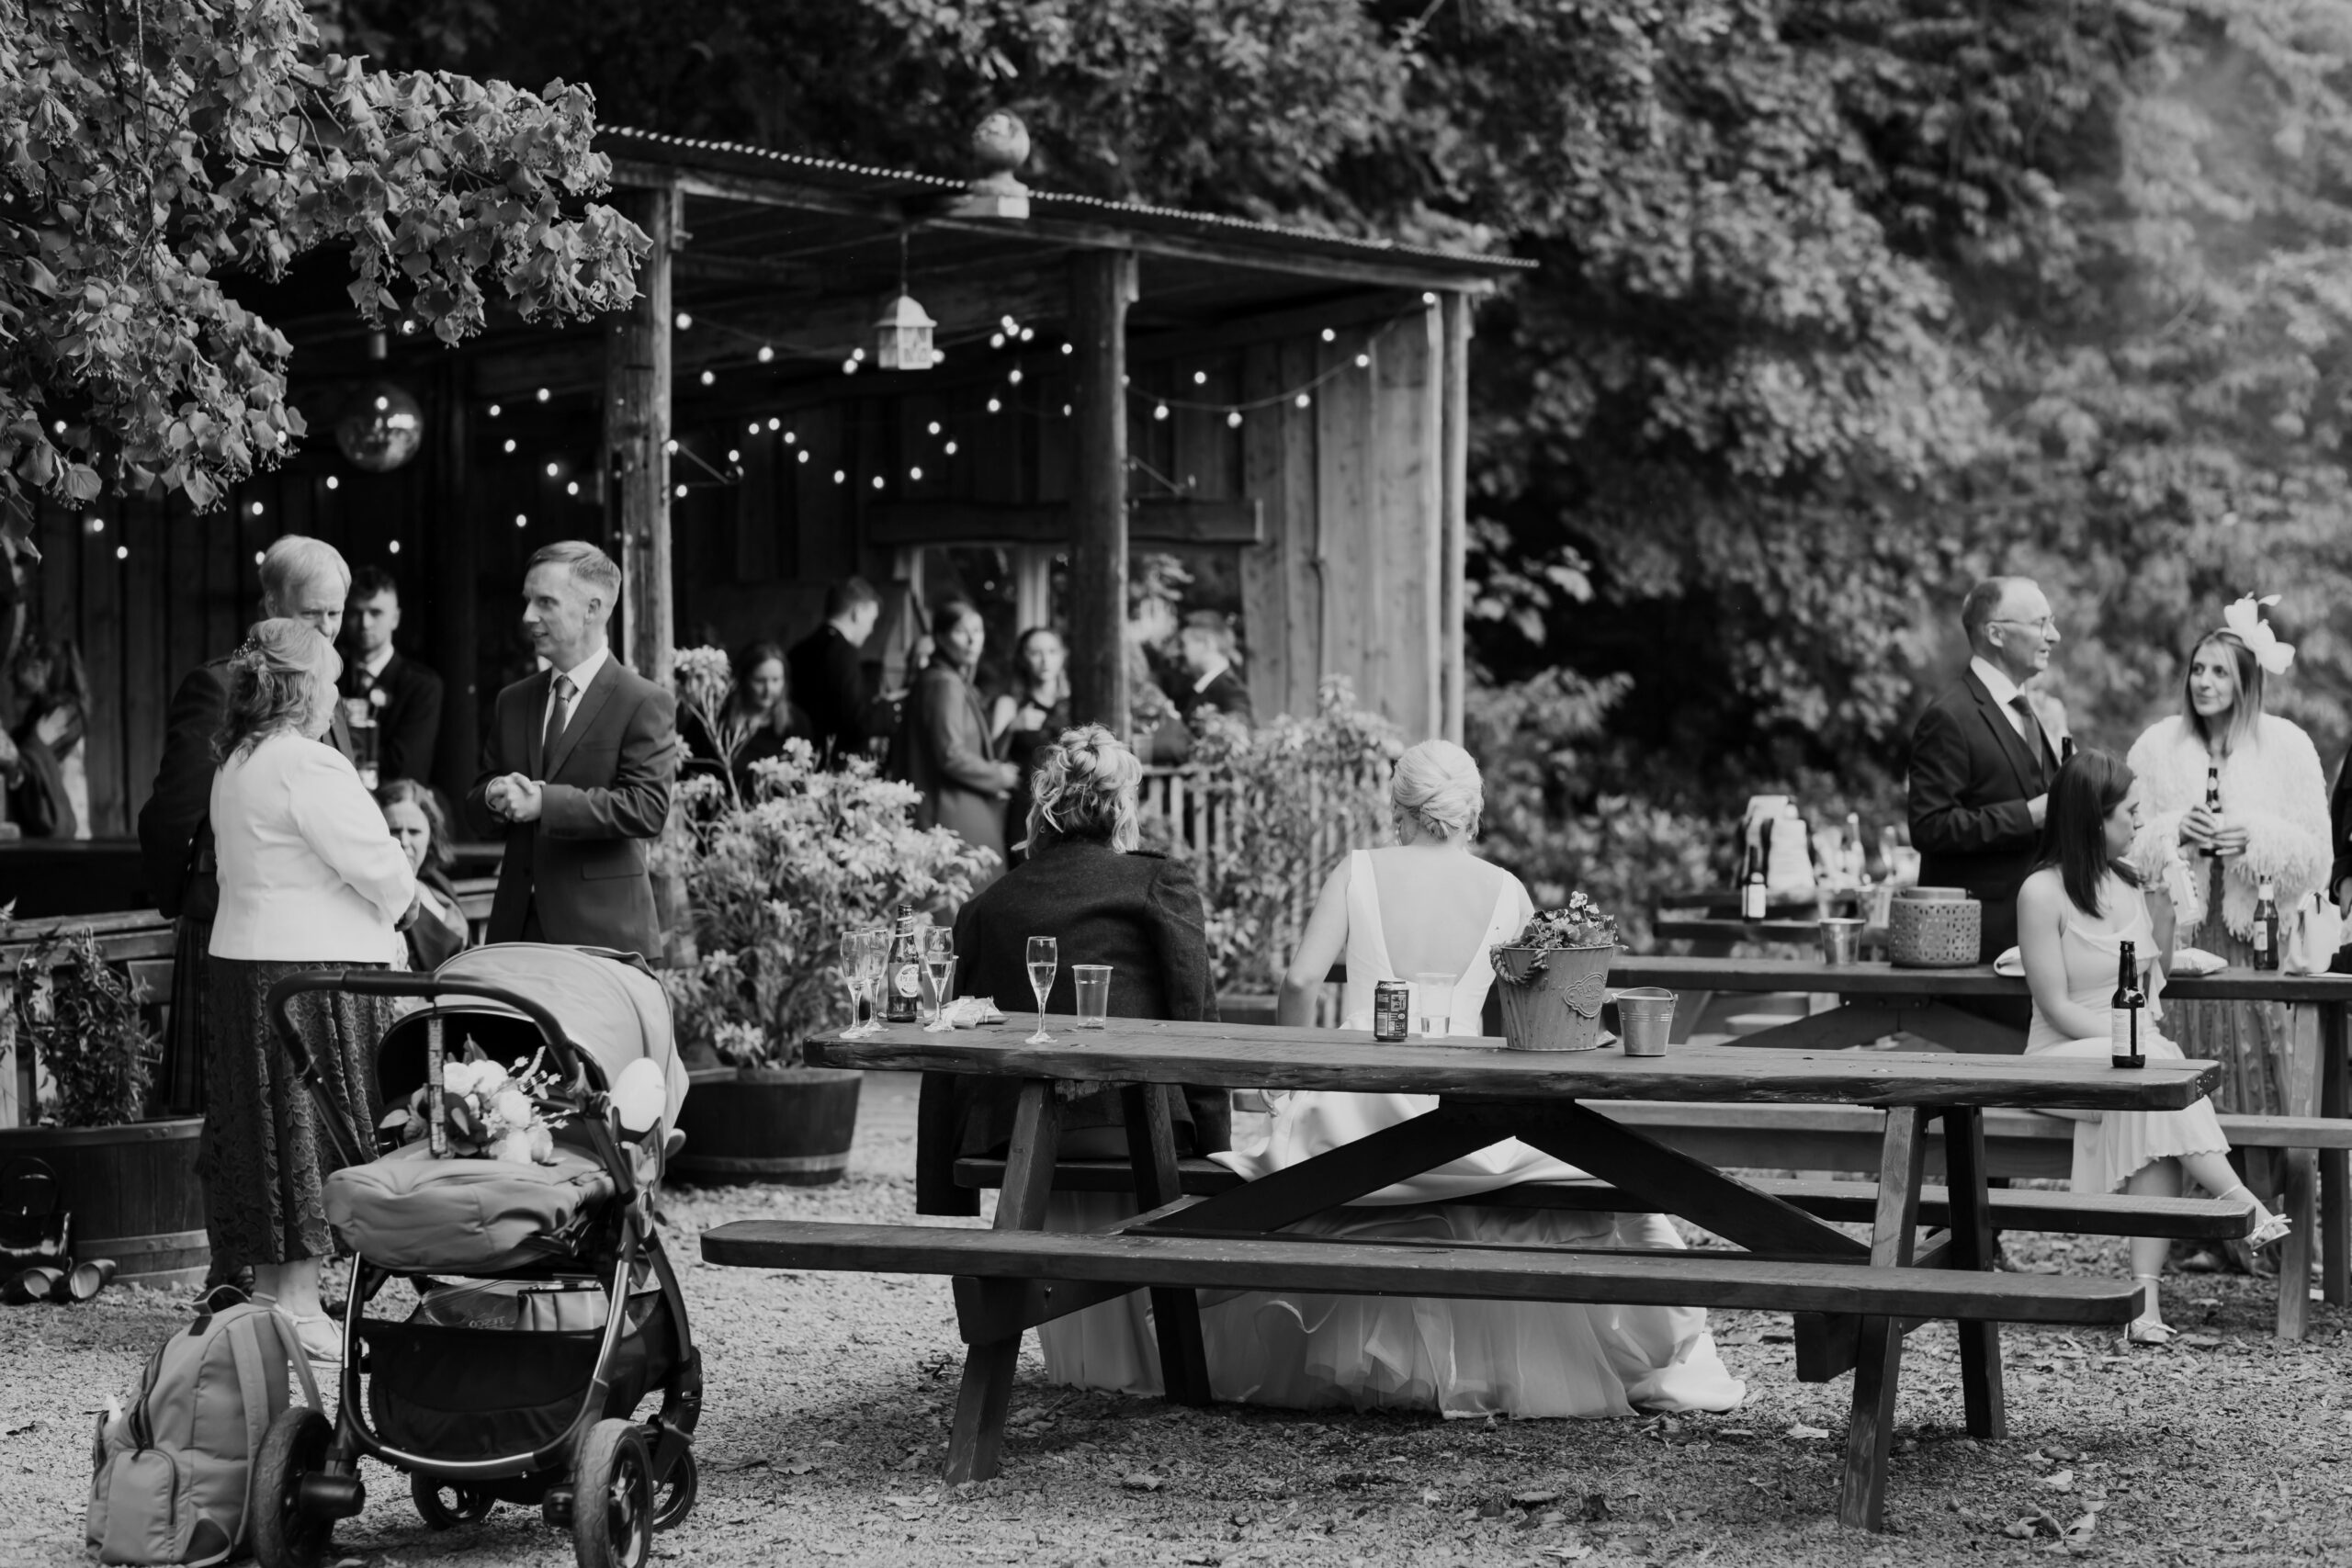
[2123,713,2331,941]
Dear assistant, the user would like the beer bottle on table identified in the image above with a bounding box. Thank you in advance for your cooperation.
[2203,762,2223,868]
[2110,940,2145,1069]
[2253,879,2281,972]
[1741,825,1768,921]
[884,903,922,1023]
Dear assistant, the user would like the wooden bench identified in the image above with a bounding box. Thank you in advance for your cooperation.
[950,1156,2257,1240]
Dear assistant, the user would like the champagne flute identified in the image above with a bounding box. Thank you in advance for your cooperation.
[837,931,866,1038]
[920,928,956,1028]
[851,928,889,1036]
[1025,936,1058,1044]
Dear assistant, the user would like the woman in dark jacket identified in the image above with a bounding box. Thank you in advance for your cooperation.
[376,779,469,970]
[900,601,1018,892]
[917,724,1222,1217]
[683,641,812,799]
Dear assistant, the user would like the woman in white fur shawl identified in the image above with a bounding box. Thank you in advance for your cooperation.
[2125,595,2329,1129]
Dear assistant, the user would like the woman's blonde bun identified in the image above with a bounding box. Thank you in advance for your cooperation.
[1391,739,1483,840]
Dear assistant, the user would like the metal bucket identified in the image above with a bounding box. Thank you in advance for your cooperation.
[1491,944,1618,1052]
[1613,987,1677,1057]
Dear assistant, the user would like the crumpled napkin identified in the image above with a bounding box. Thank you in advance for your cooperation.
[1993,944,2224,977]
[926,997,1007,1032]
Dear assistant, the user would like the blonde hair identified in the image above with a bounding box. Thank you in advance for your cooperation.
[213,618,341,763]
[1391,739,1483,841]
[2182,630,2265,758]
[1027,724,1143,852]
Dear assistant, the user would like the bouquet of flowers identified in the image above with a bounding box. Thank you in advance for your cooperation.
[379,1047,570,1165]
[1505,892,1620,952]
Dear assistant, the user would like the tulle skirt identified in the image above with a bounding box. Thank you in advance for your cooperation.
[1035,1192,1747,1418]
[2025,1031,2230,1194]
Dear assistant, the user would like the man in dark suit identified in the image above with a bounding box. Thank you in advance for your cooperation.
[340,564,444,788]
[1172,609,1254,728]
[465,541,678,958]
[136,535,354,1303]
[1907,575,2069,975]
[787,576,880,766]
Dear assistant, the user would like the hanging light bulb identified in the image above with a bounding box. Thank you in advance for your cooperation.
[488,403,502,418]
[1193,371,1207,385]
[674,311,694,330]
[927,422,942,436]
[567,481,580,496]
[757,345,775,363]
[728,449,741,464]
[990,333,1006,349]
[747,423,761,435]
[544,462,560,478]
[1321,328,1336,343]
[503,438,516,454]
[250,501,265,516]
[1295,392,1312,408]
[944,440,958,456]
[1061,342,1074,355]
[514,513,528,528]
[699,369,716,387]
[115,545,127,561]
[674,483,688,498]
[987,398,1002,413]
[783,430,796,444]
[1227,411,1243,429]
[664,438,679,454]
[797,450,810,464]
[871,476,884,490]
[770,419,783,433]
[535,388,549,401]
[1153,403,1169,422]
[324,476,340,491]
[842,358,859,375]
[1355,353,1371,368]
[910,466,924,481]
[833,469,846,483]
[1008,367,1024,385]
[388,540,401,554]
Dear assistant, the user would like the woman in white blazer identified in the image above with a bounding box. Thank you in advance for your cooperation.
[205,618,416,1360]
[2125,598,2330,1242]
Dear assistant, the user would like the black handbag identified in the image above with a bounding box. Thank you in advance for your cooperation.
[0,1156,70,1271]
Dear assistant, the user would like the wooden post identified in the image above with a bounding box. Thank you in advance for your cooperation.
[1438,292,1472,746]
[1068,251,1136,736]
[605,186,676,687]
[431,357,476,803]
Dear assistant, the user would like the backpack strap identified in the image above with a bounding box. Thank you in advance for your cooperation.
[211,1316,277,1568]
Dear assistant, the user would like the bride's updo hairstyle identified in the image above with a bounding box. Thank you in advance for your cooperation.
[1027,724,1144,853]
[212,617,339,764]
[1391,739,1483,841]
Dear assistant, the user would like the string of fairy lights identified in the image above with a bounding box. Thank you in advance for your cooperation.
[64,292,1442,558]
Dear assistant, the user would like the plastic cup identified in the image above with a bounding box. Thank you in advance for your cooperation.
[1411,973,1454,1039]
[1073,964,1112,1029]
[1819,918,1865,965]
[1615,988,1677,1057]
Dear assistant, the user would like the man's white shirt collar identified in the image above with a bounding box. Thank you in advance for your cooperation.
[1970,655,2024,710]
[1191,661,1228,695]
[555,646,610,695]
[359,644,395,681]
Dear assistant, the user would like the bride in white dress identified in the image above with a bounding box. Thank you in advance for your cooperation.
[1044,740,1744,1416]
[2016,748,2287,1345]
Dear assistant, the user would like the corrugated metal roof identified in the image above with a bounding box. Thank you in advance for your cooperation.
[601,125,1531,280]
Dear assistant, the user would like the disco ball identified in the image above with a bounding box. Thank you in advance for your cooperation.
[335,379,424,473]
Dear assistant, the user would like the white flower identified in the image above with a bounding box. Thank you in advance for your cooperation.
[526,1124,556,1164]
[441,1060,481,1097]
[491,1089,533,1131]
[490,1129,536,1165]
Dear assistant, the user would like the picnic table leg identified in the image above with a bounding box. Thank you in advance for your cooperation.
[1939,1106,2007,1439]
[2278,1004,2323,1341]
[1839,1105,1928,1531]
[945,1079,1062,1484]
[1122,1082,1213,1407]
[2321,1001,2348,1308]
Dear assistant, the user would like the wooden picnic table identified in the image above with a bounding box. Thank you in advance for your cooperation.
[1610,953,2352,1324]
[704,1019,2219,1530]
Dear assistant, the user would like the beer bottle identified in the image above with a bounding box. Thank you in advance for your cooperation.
[2203,762,2223,866]
[883,903,922,1023]
[1741,823,1768,921]
[2110,940,2145,1069]
[2253,879,2280,972]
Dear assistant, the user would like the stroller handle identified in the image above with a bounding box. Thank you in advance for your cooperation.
[265,969,591,1086]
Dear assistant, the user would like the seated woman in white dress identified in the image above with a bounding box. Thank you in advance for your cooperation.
[2018,748,2289,1346]
[1175,740,1736,1417]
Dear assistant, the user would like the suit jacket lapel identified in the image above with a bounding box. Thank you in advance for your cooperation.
[1964,669,2043,796]
[548,659,620,780]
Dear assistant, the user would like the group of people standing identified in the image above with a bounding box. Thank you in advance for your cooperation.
[1908,574,2325,1341]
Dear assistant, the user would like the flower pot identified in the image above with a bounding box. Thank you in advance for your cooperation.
[1490,944,1619,1052]
[670,1066,862,1186]
[0,1117,208,1290]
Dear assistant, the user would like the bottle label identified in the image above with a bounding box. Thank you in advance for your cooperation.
[895,963,922,998]
[2254,924,2271,953]
[2110,1005,2136,1059]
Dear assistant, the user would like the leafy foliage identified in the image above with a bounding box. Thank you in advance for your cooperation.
[11,926,154,1128]
[0,0,647,531]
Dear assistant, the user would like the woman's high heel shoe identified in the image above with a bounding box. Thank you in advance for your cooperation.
[2125,1273,2171,1346]
[2249,1210,2293,1250]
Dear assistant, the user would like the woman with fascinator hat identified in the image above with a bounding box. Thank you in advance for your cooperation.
[2124,595,2331,1250]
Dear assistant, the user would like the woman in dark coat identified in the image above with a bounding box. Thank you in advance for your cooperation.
[917,724,1223,1217]
[900,601,1018,892]
[376,779,469,970]
[989,626,1073,863]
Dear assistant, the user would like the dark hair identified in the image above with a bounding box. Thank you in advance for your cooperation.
[213,618,340,764]
[729,640,794,733]
[1181,609,1240,667]
[825,577,880,619]
[349,565,400,604]
[2031,749,2142,918]
[15,637,89,716]
[374,778,451,875]
[930,598,982,643]
[1010,626,1065,702]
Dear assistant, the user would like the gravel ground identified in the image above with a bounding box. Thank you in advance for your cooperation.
[8,1075,2352,1567]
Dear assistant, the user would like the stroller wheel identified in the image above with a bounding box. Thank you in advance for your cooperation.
[251,1407,335,1568]
[412,1472,497,1529]
[571,1418,652,1568]
[650,1444,697,1531]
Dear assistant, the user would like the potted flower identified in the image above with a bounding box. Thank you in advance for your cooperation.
[660,653,992,1184]
[0,914,206,1288]
[1489,894,1622,1052]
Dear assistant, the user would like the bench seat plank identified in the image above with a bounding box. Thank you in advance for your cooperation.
[700,1219,2140,1325]
[950,1157,2254,1240]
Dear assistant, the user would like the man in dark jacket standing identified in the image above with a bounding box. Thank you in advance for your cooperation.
[788,576,880,766]
[340,564,444,788]
[1907,577,2068,1021]
[465,541,678,958]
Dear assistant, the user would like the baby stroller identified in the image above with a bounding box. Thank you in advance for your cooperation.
[251,945,701,1568]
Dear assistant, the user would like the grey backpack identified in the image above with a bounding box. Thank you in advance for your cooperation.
[86,1303,322,1566]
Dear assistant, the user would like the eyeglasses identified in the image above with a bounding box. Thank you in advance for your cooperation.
[1989,617,2058,637]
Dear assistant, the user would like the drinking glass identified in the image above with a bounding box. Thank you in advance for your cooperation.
[920,929,956,1026]
[852,928,891,1036]
[1072,964,1111,1030]
[1411,972,1453,1040]
[837,931,866,1038]
[1025,936,1058,1044]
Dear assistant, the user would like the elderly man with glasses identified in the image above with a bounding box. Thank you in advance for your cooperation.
[1906,576,2072,990]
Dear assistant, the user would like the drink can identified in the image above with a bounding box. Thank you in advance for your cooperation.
[1373,980,1411,1043]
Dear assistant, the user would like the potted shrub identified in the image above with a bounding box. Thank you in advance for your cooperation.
[1,916,206,1288]
[1489,895,1623,1052]
[659,651,991,1184]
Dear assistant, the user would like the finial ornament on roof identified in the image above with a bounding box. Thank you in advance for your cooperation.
[957,111,1032,220]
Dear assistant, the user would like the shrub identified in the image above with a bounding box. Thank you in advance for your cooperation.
[10,926,155,1128]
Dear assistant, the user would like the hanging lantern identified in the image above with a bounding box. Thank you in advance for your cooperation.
[875,290,938,371]
[334,379,424,473]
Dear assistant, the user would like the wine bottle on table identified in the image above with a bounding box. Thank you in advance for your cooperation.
[884,903,922,1023]
[2110,940,2145,1070]
[2253,879,2281,972]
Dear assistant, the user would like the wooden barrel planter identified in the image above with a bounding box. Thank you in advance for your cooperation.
[671,1066,862,1186]
[0,1117,207,1290]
